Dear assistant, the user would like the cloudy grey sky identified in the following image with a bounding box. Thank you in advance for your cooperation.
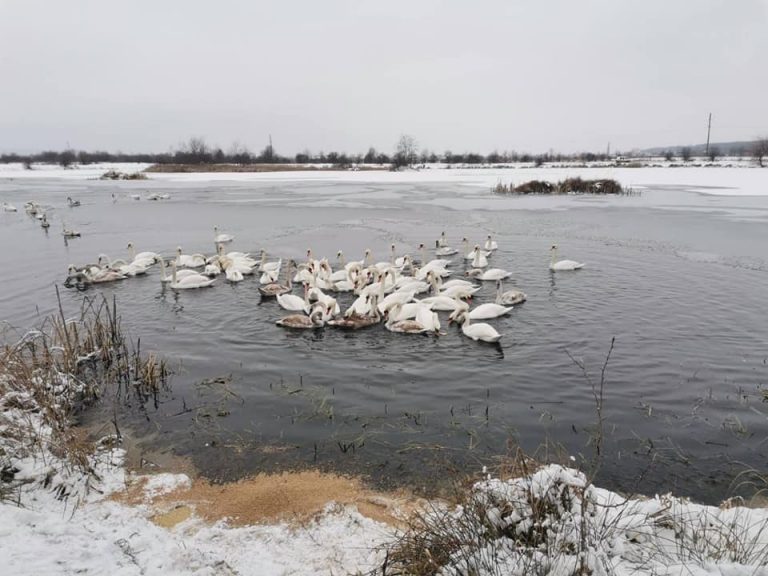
[1,0,766,155]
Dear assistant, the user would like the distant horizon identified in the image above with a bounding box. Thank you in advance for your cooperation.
[0,137,763,159]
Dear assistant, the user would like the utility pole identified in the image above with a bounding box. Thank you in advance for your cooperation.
[705,113,712,156]
[607,142,611,157]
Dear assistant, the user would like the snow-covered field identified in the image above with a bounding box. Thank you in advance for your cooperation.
[1,161,766,196]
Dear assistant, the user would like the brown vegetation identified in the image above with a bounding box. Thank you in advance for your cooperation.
[100,169,147,180]
[0,292,169,501]
[493,177,627,196]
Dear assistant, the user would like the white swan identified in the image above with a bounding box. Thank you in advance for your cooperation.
[466,268,510,281]
[462,238,492,261]
[127,242,159,265]
[169,261,215,289]
[382,298,431,321]
[2,203,17,212]
[389,244,408,269]
[258,250,282,273]
[441,285,480,300]
[496,279,527,306]
[549,244,585,271]
[435,239,458,257]
[225,267,244,283]
[419,295,460,311]
[438,278,476,291]
[385,303,428,334]
[67,196,81,207]
[84,266,126,284]
[450,300,512,321]
[471,245,488,269]
[418,244,452,270]
[453,311,502,343]
[40,214,50,229]
[62,224,81,238]
[260,269,279,285]
[98,255,148,277]
[415,304,441,334]
[277,283,310,313]
[377,289,416,314]
[176,247,206,268]
[213,226,234,243]
[158,257,198,283]
[484,234,499,251]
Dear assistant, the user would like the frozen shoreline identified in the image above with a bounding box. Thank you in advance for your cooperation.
[0,161,766,196]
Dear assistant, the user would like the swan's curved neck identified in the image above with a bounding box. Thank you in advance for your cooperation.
[158,256,168,281]
[551,248,557,264]
[128,244,136,261]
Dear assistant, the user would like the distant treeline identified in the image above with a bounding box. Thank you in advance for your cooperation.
[2,135,766,167]
[0,136,614,168]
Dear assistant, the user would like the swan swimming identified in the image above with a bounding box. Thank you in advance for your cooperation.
[466,268,510,281]
[496,279,527,306]
[449,300,512,321]
[213,226,234,244]
[276,306,326,329]
[169,261,215,289]
[158,257,198,283]
[549,244,585,271]
[452,311,502,343]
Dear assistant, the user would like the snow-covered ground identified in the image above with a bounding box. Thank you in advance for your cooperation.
[1,161,766,196]
[2,402,767,576]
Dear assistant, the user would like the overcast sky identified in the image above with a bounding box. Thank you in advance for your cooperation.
[1,0,766,155]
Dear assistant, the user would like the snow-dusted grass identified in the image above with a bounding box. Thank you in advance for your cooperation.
[385,465,768,576]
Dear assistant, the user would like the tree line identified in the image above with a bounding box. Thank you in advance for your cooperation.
[2,135,767,168]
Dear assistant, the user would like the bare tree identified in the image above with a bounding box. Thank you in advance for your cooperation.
[708,146,721,162]
[393,134,418,168]
[663,150,674,161]
[753,137,768,167]
[363,147,377,164]
[680,146,692,162]
[228,141,252,164]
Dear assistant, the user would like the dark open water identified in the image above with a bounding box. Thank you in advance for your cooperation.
[1,171,767,503]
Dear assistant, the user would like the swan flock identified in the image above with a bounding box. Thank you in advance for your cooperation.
[63,228,585,345]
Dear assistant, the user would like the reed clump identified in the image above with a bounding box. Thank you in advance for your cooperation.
[493,177,630,196]
[0,289,169,501]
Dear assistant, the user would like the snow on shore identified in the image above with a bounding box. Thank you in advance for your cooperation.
[0,443,390,575]
[2,423,767,576]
